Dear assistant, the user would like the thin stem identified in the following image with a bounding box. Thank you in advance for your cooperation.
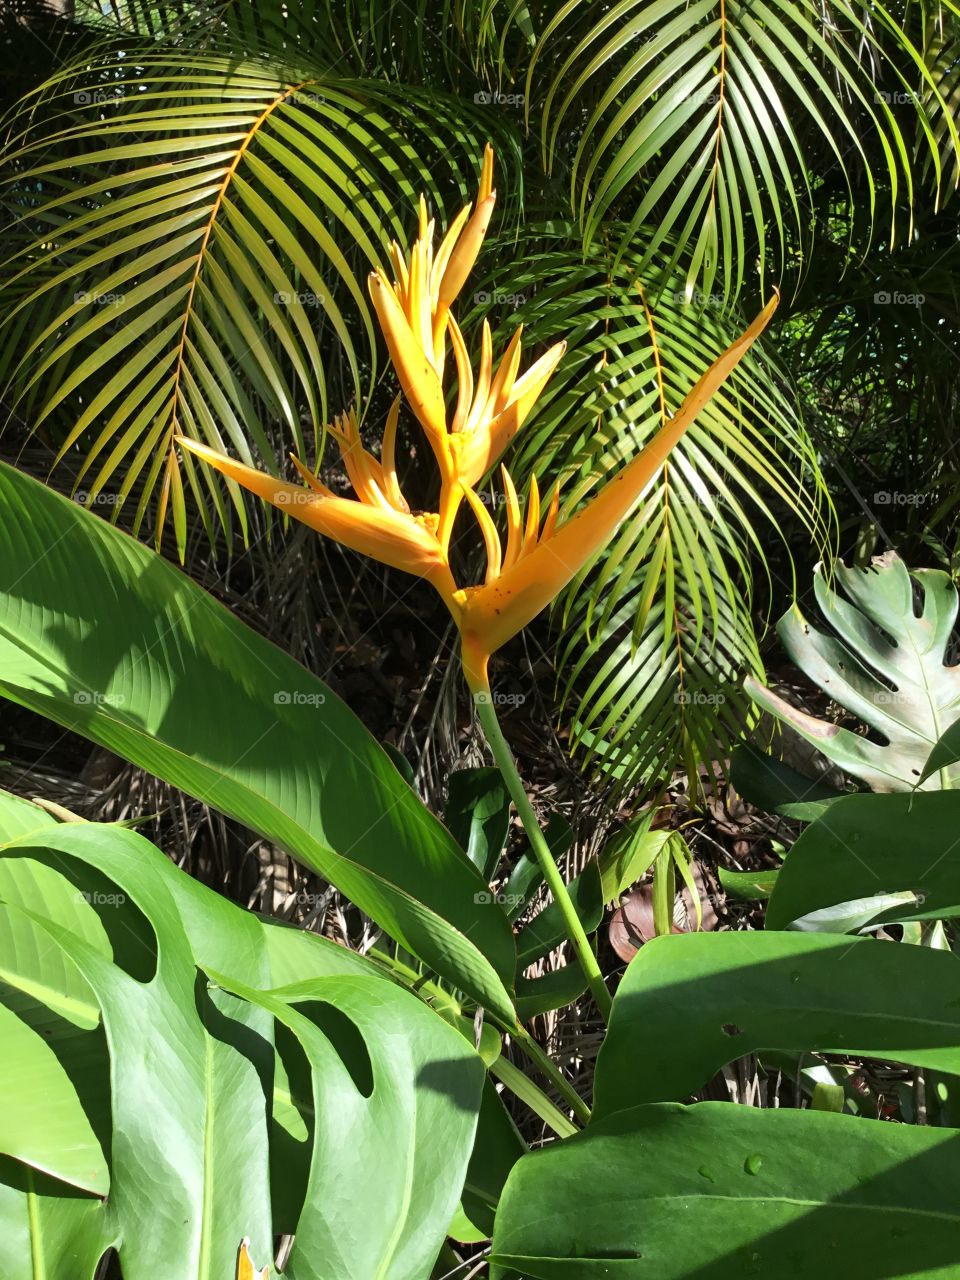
[511,1026,591,1126]
[490,1054,580,1137]
[473,689,614,1023]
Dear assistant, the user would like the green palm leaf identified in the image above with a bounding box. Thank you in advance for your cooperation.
[473,230,831,791]
[523,0,960,305]
[0,50,521,553]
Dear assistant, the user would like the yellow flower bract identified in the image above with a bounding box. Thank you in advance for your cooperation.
[179,147,777,694]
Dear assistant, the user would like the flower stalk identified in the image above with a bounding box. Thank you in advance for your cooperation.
[473,685,614,1024]
[178,144,779,1033]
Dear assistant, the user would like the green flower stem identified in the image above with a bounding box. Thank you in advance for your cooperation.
[474,689,614,1024]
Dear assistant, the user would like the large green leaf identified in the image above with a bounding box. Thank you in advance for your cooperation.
[3,825,275,1275]
[0,1002,107,1195]
[729,742,844,820]
[212,971,484,1280]
[0,461,517,1019]
[593,931,960,1120]
[444,767,511,881]
[766,791,960,930]
[0,816,487,1277]
[746,554,960,792]
[452,1078,526,1243]
[0,1163,111,1280]
[491,1102,960,1278]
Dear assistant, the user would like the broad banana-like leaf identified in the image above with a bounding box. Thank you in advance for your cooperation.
[746,553,960,791]
[0,461,517,1020]
[491,1103,960,1277]
[593,932,960,1120]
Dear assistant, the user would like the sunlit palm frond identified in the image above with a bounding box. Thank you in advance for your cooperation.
[523,0,960,307]
[0,50,522,552]
[465,230,832,791]
[556,564,763,793]
[921,11,960,199]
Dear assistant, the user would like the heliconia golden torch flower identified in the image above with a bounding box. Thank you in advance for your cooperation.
[367,144,566,542]
[452,292,779,694]
[236,1238,268,1280]
[177,405,459,606]
[176,146,778,702]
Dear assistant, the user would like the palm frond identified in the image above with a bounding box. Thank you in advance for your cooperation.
[0,50,522,551]
[523,0,960,306]
[469,229,832,791]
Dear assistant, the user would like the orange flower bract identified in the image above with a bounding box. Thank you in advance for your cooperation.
[178,147,779,697]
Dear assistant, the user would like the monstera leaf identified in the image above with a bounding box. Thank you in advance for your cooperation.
[745,553,960,792]
[0,800,484,1279]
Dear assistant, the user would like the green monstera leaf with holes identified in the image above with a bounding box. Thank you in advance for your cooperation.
[0,796,484,1279]
[745,553,960,792]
